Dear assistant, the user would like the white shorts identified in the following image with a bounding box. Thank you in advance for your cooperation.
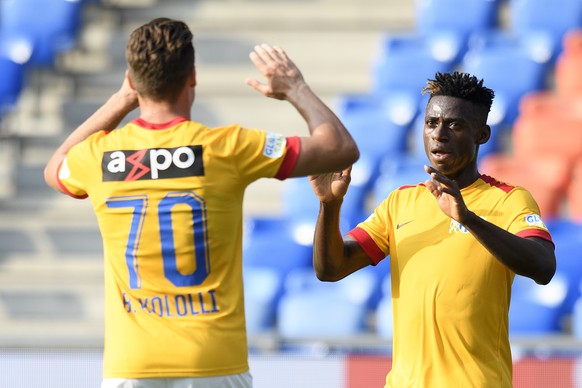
[101,372,253,388]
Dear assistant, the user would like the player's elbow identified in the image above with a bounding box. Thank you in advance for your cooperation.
[314,263,344,283]
[535,262,556,286]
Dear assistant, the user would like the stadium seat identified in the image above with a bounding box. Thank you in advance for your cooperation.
[243,266,282,335]
[509,273,568,335]
[567,160,582,221]
[511,112,582,166]
[277,267,378,338]
[508,0,582,63]
[280,177,357,241]
[562,29,582,57]
[375,275,393,339]
[336,90,418,156]
[371,34,458,96]
[0,0,84,67]
[370,155,429,208]
[414,0,500,55]
[479,153,571,220]
[518,91,582,120]
[554,30,582,97]
[242,218,313,278]
[546,219,582,317]
[461,38,548,125]
[0,38,26,117]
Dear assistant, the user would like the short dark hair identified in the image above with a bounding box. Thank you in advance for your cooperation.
[126,18,194,102]
[422,72,494,113]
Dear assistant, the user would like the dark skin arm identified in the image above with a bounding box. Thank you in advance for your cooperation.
[424,165,556,285]
[311,168,374,281]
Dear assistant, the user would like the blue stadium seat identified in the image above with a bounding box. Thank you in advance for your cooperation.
[414,0,501,56]
[461,38,547,125]
[370,155,428,208]
[0,37,27,117]
[509,273,568,335]
[0,0,84,67]
[277,267,378,338]
[371,34,458,95]
[546,219,582,316]
[508,0,582,63]
[336,90,418,158]
[242,217,313,278]
[243,266,282,335]
[375,276,393,339]
[280,177,356,241]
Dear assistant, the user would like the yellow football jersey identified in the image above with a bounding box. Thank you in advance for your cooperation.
[57,117,299,378]
[348,175,553,388]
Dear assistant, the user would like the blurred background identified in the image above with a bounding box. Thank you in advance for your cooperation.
[1,0,582,387]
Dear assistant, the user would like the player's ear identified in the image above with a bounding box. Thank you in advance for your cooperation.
[189,65,196,88]
[477,125,491,145]
[126,71,136,91]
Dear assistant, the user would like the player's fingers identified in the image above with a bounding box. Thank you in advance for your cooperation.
[249,50,268,72]
[255,44,280,63]
[245,78,270,95]
[424,180,440,196]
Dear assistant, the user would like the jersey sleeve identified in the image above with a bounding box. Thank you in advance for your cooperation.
[503,187,553,244]
[347,196,393,265]
[56,141,92,199]
[232,128,300,182]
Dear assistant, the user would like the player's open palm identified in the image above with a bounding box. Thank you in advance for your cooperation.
[309,167,352,203]
[245,44,306,100]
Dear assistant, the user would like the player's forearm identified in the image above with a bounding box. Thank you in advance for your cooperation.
[44,91,137,191]
[461,211,556,285]
[313,200,350,281]
[287,83,359,174]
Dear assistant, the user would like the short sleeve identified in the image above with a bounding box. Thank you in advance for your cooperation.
[347,196,393,264]
[57,145,90,199]
[503,187,553,244]
[232,128,299,182]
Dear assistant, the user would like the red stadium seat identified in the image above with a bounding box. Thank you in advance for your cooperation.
[567,160,582,221]
[479,153,571,219]
[562,29,582,57]
[512,113,582,166]
[518,91,582,120]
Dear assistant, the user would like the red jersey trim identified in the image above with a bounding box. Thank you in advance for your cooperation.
[516,228,555,246]
[131,116,188,130]
[56,161,88,200]
[481,174,515,193]
[398,183,426,190]
[275,136,300,180]
[347,227,386,265]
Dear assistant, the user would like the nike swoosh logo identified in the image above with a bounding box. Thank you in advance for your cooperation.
[396,220,413,229]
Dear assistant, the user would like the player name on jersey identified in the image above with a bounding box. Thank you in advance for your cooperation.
[102,145,204,181]
[121,290,219,318]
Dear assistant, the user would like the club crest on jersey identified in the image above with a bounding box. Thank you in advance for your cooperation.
[102,145,204,181]
[449,219,470,234]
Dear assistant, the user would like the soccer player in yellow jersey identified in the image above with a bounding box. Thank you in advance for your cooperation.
[43,18,358,388]
[310,72,556,388]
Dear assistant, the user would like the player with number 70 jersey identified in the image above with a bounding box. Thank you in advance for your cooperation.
[57,116,299,378]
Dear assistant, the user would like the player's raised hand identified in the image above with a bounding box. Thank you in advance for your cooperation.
[309,167,352,204]
[424,165,469,223]
[245,44,306,100]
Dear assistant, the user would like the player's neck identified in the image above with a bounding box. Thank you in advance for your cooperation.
[137,98,191,124]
